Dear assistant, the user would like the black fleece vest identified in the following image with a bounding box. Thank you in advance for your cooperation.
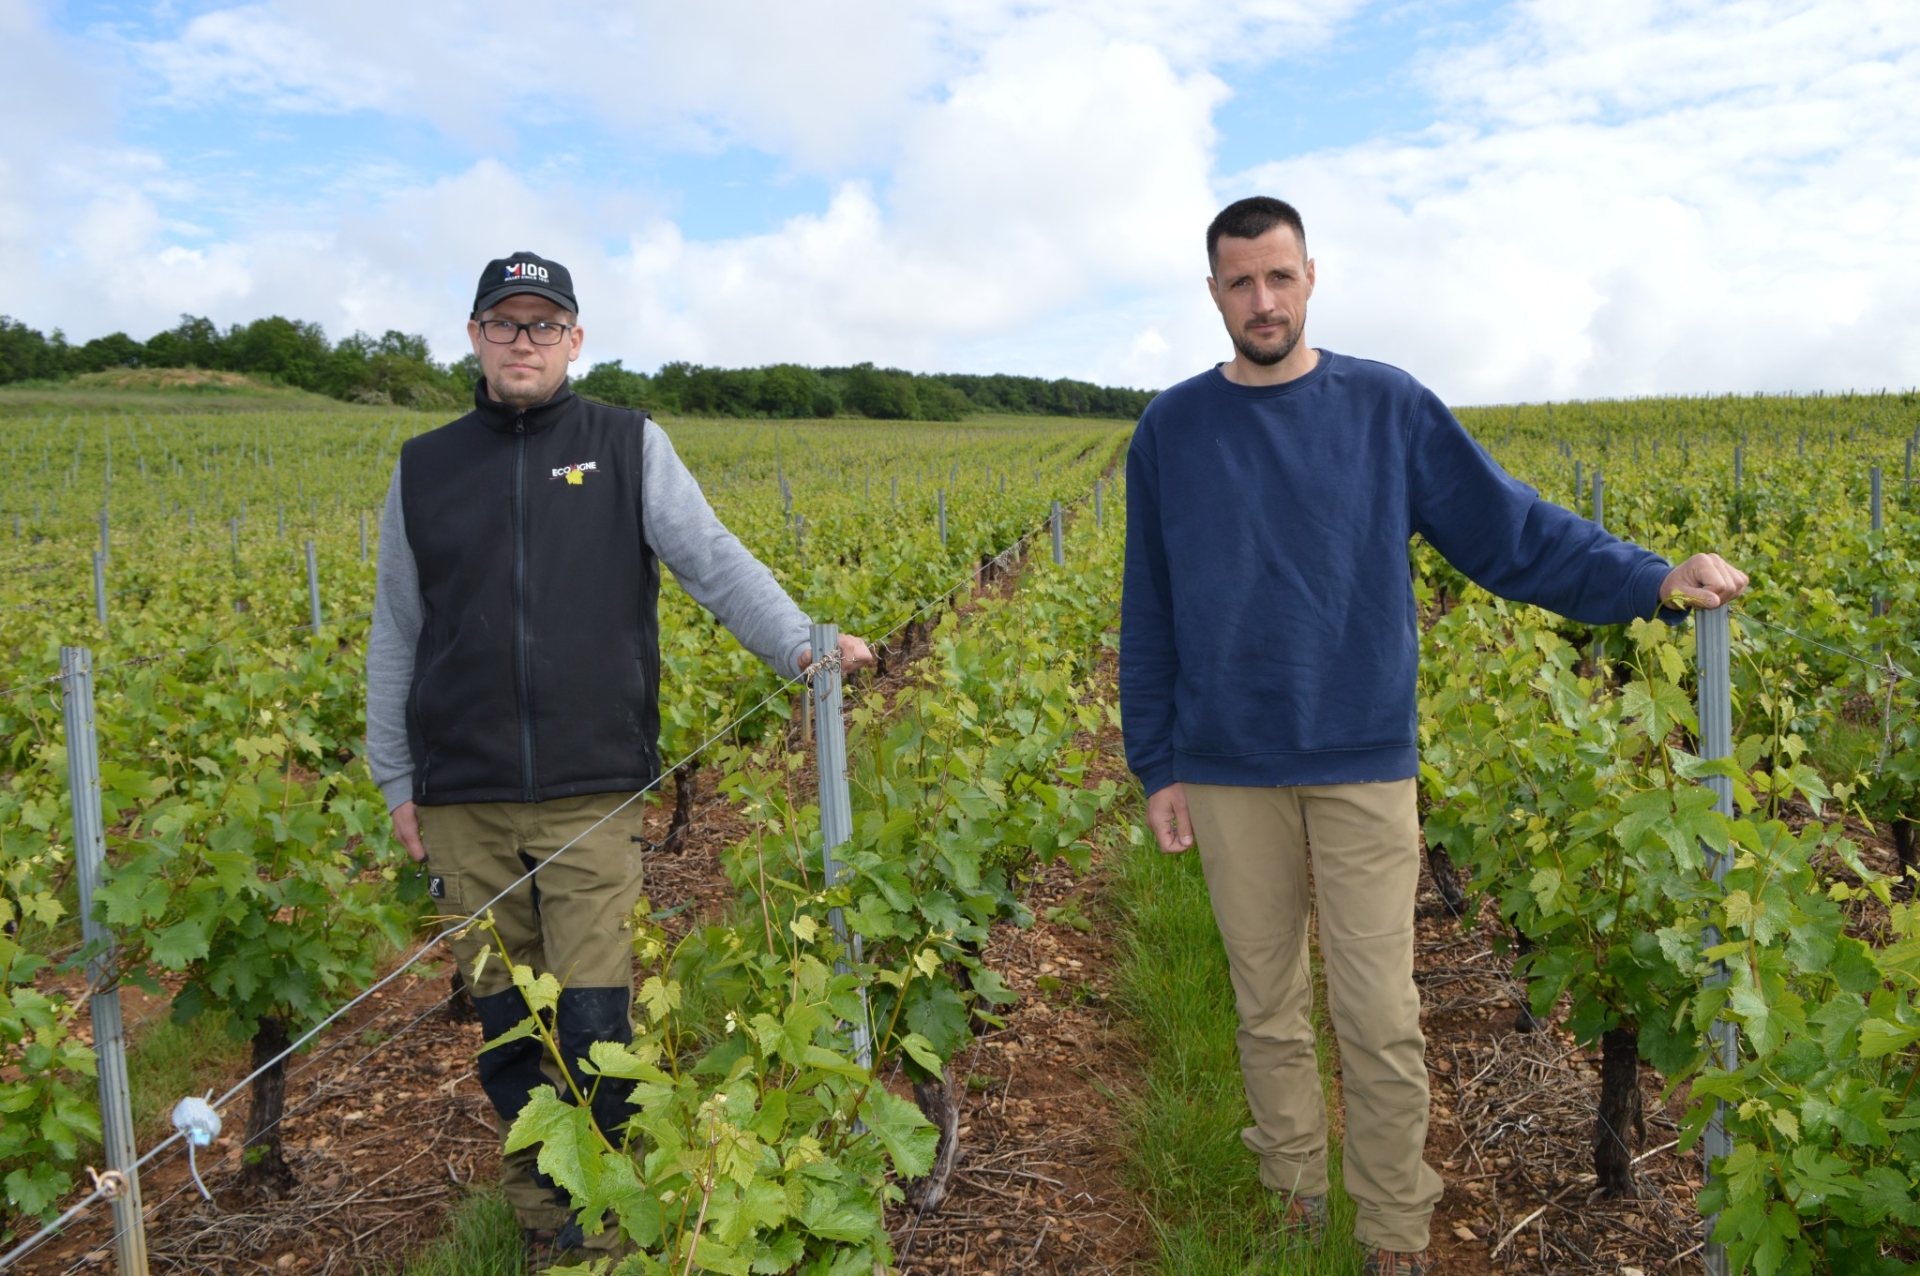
[401,381,661,806]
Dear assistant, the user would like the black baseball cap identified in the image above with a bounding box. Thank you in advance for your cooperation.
[471,251,578,317]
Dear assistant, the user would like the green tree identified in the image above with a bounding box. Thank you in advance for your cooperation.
[753,364,820,418]
[0,317,64,384]
[143,315,225,369]
[841,363,919,419]
[224,317,332,389]
[575,358,654,409]
[71,333,146,374]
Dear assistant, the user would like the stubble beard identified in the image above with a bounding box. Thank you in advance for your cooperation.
[1231,317,1301,368]
[488,366,565,409]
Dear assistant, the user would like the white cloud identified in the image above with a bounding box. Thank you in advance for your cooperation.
[10,2,1289,384]
[1248,0,1920,401]
[134,1,1356,168]
[3,0,1917,404]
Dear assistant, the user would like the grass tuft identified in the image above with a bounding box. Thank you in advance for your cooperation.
[384,1187,524,1275]
[1107,808,1365,1274]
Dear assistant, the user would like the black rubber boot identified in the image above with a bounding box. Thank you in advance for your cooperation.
[555,985,638,1143]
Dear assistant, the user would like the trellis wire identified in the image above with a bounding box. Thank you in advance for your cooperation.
[3,482,1109,1270]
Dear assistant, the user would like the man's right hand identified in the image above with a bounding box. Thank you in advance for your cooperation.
[1146,783,1194,854]
[392,800,426,863]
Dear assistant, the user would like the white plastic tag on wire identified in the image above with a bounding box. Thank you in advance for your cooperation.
[170,1093,222,1201]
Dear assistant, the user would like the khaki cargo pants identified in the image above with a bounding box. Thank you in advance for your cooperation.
[1184,779,1444,1253]
[417,791,647,1248]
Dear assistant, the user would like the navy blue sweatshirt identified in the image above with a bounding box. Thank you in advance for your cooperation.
[1119,352,1673,796]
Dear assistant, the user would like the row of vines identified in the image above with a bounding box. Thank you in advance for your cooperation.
[0,400,1126,1264]
[1426,389,1920,1274]
[9,383,1920,1274]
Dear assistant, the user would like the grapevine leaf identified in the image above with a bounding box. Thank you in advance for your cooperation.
[861,1083,938,1179]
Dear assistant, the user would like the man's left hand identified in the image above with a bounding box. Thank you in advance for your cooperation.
[1660,553,1749,610]
[798,633,876,675]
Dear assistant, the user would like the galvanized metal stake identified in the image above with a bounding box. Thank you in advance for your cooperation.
[1050,500,1064,565]
[98,507,109,565]
[360,510,369,563]
[1733,445,1743,491]
[92,552,107,626]
[1872,467,1884,621]
[61,647,151,1276]
[810,622,873,1071]
[937,490,947,546]
[1094,478,1103,528]
[1592,472,1605,530]
[276,501,285,539]
[230,515,240,569]
[304,540,322,632]
[1695,607,1735,1276]
[1573,458,1582,503]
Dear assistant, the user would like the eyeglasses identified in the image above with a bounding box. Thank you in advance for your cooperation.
[477,319,574,346]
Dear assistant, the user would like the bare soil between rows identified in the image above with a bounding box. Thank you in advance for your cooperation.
[31,637,1890,1272]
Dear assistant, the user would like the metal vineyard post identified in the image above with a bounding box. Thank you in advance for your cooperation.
[1872,467,1884,621]
[61,647,151,1276]
[810,622,873,1071]
[1050,501,1064,565]
[1696,605,1735,1276]
[92,552,107,626]
[304,540,322,633]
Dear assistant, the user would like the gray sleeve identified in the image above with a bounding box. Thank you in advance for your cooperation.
[643,420,812,678]
[366,460,422,812]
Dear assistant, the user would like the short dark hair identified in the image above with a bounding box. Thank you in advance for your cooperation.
[1207,197,1306,275]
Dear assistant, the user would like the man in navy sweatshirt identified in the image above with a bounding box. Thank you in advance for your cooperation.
[1119,196,1746,1275]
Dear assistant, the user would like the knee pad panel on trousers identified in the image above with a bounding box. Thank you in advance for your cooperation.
[471,987,552,1121]
[557,986,637,1142]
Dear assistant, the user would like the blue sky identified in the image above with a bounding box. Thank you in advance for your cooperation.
[5,0,1917,402]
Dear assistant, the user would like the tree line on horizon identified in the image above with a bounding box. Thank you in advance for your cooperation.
[0,314,1156,421]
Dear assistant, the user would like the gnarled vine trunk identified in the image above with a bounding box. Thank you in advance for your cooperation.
[906,1067,963,1214]
[1510,931,1542,1033]
[1593,1027,1645,1196]
[1893,818,1915,898]
[663,761,700,852]
[242,1014,297,1195]
[1423,841,1471,921]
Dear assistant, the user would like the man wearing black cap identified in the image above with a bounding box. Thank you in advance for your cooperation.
[366,251,873,1269]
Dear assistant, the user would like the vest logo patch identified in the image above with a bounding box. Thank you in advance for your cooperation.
[551,461,599,486]
[428,875,446,899]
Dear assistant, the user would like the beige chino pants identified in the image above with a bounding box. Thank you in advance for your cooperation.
[1184,779,1443,1253]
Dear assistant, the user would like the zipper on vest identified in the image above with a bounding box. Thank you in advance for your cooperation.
[512,417,536,800]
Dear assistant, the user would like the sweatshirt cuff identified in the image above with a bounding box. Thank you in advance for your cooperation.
[786,637,812,680]
[1132,761,1178,799]
[1633,558,1686,626]
[379,774,414,813]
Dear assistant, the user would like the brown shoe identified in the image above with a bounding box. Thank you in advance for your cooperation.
[1275,1192,1326,1247]
[1363,1247,1429,1275]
